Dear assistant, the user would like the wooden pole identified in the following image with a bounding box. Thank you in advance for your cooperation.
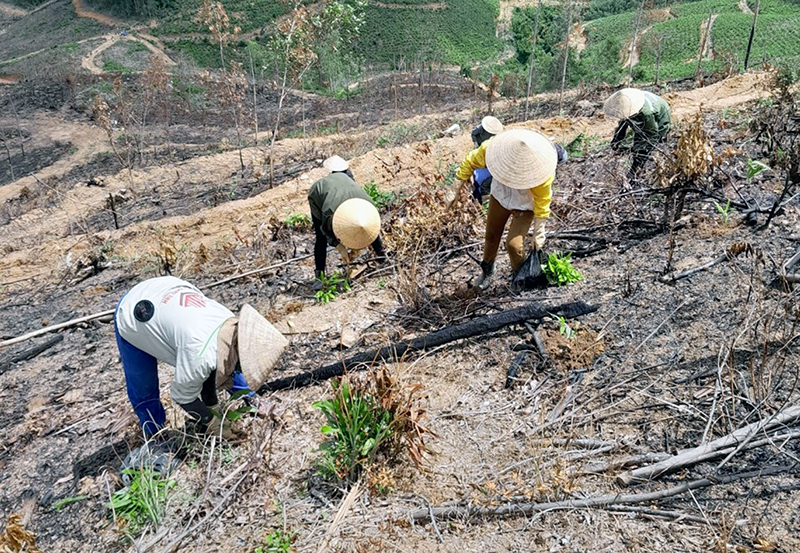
[743,0,760,70]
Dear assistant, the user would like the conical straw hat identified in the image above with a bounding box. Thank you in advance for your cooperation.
[323,155,349,172]
[237,304,288,391]
[215,317,238,389]
[481,115,504,135]
[485,129,558,190]
[604,88,646,119]
[332,198,381,249]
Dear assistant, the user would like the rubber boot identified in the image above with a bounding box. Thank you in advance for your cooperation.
[473,261,495,291]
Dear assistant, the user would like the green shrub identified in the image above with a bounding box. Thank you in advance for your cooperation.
[255,530,295,552]
[363,181,396,210]
[284,212,311,228]
[543,252,583,286]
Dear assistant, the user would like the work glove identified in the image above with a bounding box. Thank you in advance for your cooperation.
[532,218,547,250]
[205,416,237,440]
[447,180,469,210]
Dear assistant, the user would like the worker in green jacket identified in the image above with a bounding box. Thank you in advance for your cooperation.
[308,156,386,287]
[604,88,671,177]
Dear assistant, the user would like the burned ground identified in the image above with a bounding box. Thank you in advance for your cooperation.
[1,70,799,552]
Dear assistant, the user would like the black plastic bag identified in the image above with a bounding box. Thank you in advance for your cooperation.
[513,250,548,290]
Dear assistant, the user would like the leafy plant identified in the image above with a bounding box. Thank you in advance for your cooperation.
[557,316,576,339]
[314,378,393,481]
[255,529,295,553]
[313,370,434,482]
[715,199,732,224]
[284,212,311,228]
[52,495,88,511]
[543,252,583,286]
[746,159,770,179]
[315,270,350,303]
[108,468,176,529]
[363,181,396,209]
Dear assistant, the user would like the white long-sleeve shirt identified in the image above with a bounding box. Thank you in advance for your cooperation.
[116,276,234,404]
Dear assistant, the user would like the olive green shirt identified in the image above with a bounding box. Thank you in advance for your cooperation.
[308,172,373,246]
[611,91,671,154]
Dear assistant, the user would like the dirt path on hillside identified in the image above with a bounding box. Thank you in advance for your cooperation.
[71,0,119,26]
[0,115,109,205]
[0,72,773,288]
[80,32,175,75]
[699,13,718,60]
[0,1,26,17]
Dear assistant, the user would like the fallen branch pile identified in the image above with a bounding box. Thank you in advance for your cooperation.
[259,300,599,392]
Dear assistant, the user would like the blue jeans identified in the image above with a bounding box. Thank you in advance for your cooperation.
[115,298,250,436]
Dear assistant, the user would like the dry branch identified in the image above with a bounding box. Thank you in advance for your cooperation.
[259,301,599,392]
[618,404,800,485]
[408,464,796,522]
[658,242,756,283]
[0,334,63,373]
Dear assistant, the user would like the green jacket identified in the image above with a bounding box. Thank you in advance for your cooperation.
[611,91,671,154]
[308,172,373,246]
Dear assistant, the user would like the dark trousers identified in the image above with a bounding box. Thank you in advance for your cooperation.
[312,215,385,274]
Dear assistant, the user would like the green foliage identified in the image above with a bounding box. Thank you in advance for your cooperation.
[557,316,576,339]
[746,159,770,179]
[109,468,176,529]
[543,252,583,286]
[284,212,311,228]
[363,181,396,210]
[313,379,394,481]
[566,133,607,158]
[356,0,501,65]
[254,530,295,553]
[315,271,350,304]
[714,199,731,223]
[102,60,133,73]
[52,495,88,511]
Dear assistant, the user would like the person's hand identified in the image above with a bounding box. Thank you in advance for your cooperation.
[532,218,547,250]
[447,180,469,210]
[336,243,352,264]
[205,416,237,440]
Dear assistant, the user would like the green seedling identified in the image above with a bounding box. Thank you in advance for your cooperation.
[377,279,387,288]
[543,252,583,286]
[255,529,295,553]
[557,316,576,339]
[109,468,175,529]
[284,212,311,228]
[746,159,770,179]
[52,495,88,511]
[714,199,731,224]
[363,181,396,210]
[315,271,350,304]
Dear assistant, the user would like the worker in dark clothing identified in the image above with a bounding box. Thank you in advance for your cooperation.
[605,88,671,177]
[308,156,385,285]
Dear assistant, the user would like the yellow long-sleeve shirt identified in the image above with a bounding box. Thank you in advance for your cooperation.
[455,140,553,219]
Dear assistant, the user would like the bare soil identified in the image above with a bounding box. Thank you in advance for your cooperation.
[1,69,800,553]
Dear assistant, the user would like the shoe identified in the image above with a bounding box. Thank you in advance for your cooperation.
[472,261,495,291]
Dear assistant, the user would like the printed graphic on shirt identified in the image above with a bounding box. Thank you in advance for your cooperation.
[179,291,206,308]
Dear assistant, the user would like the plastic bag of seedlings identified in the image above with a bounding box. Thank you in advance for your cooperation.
[513,250,548,290]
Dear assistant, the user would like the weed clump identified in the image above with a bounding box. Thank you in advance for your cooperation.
[313,370,434,485]
[363,180,396,210]
[109,468,176,530]
[543,252,583,286]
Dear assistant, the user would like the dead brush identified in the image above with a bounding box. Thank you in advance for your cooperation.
[384,186,482,314]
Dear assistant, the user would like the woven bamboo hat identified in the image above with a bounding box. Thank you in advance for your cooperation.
[604,88,646,119]
[485,129,558,190]
[332,198,381,249]
[481,115,504,135]
[323,155,349,172]
[224,304,288,391]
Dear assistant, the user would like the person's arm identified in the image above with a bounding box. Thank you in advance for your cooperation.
[611,120,630,150]
[530,175,554,250]
[455,141,488,181]
[178,398,214,426]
